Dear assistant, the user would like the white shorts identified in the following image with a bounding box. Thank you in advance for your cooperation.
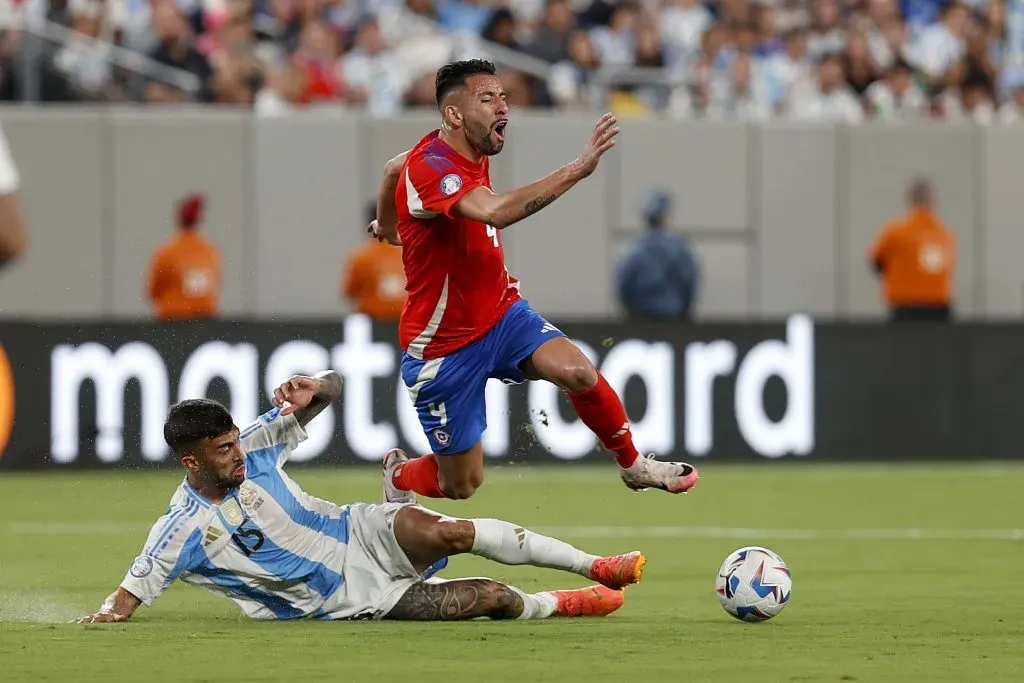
[318,502,425,620]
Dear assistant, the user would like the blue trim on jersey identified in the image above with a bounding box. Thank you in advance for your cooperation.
[146,500,199,558]
[246,451,350,543]
[422,153,455,173]
[182,480,213,509]
[238,527,344,599]
[164,527,206,586]
[192,559,305,619]
[244,444,288,474]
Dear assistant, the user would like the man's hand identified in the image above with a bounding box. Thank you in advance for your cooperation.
[368,218,401,246]
[272,376,322,415]
[75,612,129,624]
[571,113,620,179]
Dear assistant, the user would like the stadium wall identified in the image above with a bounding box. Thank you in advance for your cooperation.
[1,109,1024,321]
[1,315,1022,470]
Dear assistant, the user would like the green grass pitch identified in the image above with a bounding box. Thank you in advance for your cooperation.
[1,463,1022,682]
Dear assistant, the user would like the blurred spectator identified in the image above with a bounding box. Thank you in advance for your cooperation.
[616,190,699,321]
[51,5,120,101]
[866,57,929,119]
[908,0,970,89]
[342,202,407,322]
[808,0,846,60]
[590,0,641,68]
[254,60,307,115]
[294,19,345,103]
[997,71,1024,121]
[0,121,27,274]
[789,52,864,121]
[706,50,771,120]
[659,0,711,66]
[549,28,600,107]
[146,193,221,321]
[753,2,782,58]
[869,178,955,323]
[147,0,213,102]
[341,17,404,115]
[844,30,883,96]
[524,0,574,63]
[761,27,813,112]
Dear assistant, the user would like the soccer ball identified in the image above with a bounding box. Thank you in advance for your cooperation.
[715,546,792,622]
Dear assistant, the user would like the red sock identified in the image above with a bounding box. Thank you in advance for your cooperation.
[393,454,448,498]
[568,372,640,468]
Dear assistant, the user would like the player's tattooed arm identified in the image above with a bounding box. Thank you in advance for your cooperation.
[75,587,141,624]
[274,370,344,428]
[384,579,524,621]
[456,113,619,229]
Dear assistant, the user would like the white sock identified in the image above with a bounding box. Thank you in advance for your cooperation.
[507,586,558,620]
[470,518,598,577]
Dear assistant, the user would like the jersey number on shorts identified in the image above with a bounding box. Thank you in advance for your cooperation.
[486,225,499,248]
[230,523,266,557]
[429,401,448,427]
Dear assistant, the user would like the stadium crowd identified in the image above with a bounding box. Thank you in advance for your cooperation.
[3,0,1024,121]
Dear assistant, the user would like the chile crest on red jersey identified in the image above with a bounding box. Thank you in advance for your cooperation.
[395,130,521,360]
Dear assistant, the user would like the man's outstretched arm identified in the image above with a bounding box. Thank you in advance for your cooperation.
[76,587,141,624]
[455,113,619,229]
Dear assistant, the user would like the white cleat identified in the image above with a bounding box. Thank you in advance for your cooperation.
[382,448,417,504]
[620,454,699,494]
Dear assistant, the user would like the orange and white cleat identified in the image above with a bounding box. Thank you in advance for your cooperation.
[589,550,647,590]
[548,585,625,617]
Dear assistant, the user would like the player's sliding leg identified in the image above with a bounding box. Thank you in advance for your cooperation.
[383,578,624,621]
[521,336,699,494]
[392,505,646,590]
[385,444,484,501]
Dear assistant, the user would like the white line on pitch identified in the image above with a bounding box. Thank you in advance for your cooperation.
[5,522,1024,541]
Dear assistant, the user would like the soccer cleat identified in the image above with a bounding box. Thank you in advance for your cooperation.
[382,448,417,504]
[548,585,625,617]
[589,550,647,590]
[421,556,448,580]
[620,454,699,494]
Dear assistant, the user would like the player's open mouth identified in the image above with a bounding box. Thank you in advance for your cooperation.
[232,464,245,478]
[494,120,508,141]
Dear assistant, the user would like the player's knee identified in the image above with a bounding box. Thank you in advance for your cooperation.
[436,520,475,554]
[482,581,521,620]
[438,470,483,500]
[559,362,598,393]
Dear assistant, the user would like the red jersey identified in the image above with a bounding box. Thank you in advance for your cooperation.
[395,130,521,360]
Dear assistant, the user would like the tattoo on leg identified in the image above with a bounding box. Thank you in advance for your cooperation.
[385,579,524,621]
[523,195,557,217]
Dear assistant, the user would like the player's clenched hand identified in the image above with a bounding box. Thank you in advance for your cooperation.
[368,219,401,246]
[74,612,128,624]
[573,113,620,178]
[272,376,321,415]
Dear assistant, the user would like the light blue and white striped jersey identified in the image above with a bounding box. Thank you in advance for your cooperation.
[120,408,353,620]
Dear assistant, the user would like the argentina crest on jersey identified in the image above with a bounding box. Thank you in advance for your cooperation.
[129,555,154,578]
[440,173,463,196]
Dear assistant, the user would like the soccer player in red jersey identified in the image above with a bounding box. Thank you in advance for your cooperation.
[370,60,698,506]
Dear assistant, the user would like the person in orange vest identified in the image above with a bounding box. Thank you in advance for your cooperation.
[868,178,956,322]
[146,193,221,321]
[341,202,407,321]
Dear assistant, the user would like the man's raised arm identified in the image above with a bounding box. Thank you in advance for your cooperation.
[455,113,619,229]
[370,151,409,246]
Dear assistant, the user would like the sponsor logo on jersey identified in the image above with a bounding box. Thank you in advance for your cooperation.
[0,343,14,460]
[130,555,154,578]
[439,174,463,196]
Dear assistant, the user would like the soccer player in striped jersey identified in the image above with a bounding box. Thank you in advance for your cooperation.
[369,59,698,503]
[75,371,646,624]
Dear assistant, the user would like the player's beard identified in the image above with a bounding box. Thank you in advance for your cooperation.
[472,122,504,156]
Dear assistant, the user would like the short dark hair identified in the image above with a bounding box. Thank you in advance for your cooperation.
[366,201,377,225]
[435,59,498,108]
[908,177,933,206]
[164,398,233,455]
